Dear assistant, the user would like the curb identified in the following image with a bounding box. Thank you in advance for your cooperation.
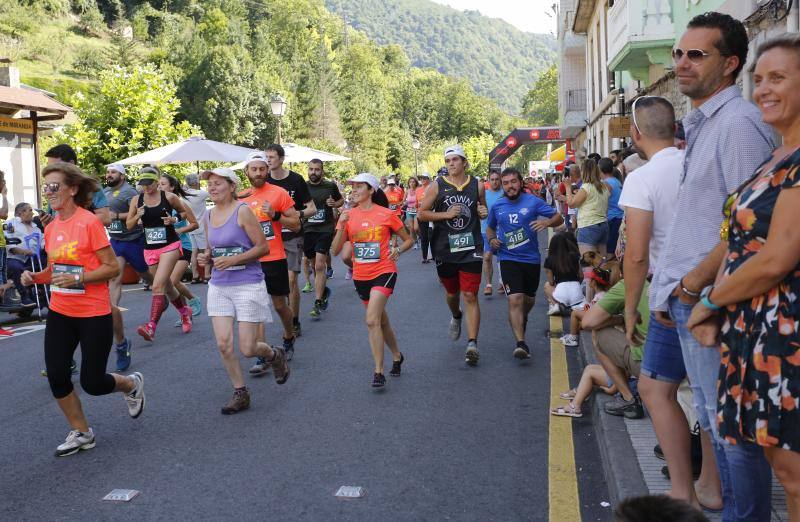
[576,328,649,504]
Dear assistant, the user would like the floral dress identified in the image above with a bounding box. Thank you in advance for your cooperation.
[718,148,800,452]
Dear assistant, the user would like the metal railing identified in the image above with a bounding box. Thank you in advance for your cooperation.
[566,89,587,111]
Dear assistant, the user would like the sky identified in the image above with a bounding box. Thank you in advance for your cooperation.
[428,0,557,35]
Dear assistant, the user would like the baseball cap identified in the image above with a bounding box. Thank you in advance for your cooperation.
[244,151,268,168]
[347,173,379,191]
[418,172,431,179]
[444,144,466,160]
[387,178,397,185]
[202,167,238,186]
[107,163,126,175]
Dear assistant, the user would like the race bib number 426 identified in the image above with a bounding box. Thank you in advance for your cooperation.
[144,227,167,245]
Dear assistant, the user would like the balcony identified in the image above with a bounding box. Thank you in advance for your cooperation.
[606,0,675,79]
[567,89,586,111]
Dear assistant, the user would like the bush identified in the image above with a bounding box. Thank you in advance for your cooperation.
[73,47,108,76]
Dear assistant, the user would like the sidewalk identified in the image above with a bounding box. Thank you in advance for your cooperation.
[575,328,789,521]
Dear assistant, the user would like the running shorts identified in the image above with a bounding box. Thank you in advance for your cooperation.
[207,281,272,323]
[499,261,541,297]
[110,237,148,274]
[143,240,182,266]
[303,232,333,259]
[283,236,303,273]
[179,247,192,263]
[354,272,397,303]
[435,261,482,295]
[260,259,290,296]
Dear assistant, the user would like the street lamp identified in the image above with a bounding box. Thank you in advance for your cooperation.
[270,94,287,144]
[411,138,420,177]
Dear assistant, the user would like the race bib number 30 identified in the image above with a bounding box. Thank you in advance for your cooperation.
[211,246,245,270]
[308,209,326,224]
[353,242,380,263]
[144,227,167,245]
[448,232,475,253]
[260,221,275,240]
[504,228,529,250]
[52,264,85,294]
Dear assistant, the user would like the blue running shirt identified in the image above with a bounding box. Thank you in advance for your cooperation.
[487,193,557,264]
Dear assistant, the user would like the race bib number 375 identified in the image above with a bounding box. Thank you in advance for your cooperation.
[353,242,380,263]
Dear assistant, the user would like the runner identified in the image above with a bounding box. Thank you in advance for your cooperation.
[304,158,344,318]
[264,144,316,338]
[415,173,432,263]
[418,145,488,365]
[183,173,210,284]
[385,177,405,247]
[481,170,503,296]
[331,173,413,387]
[238,151,301,372]
[485,168,562,359]
[126,167,197,342]
[198,167,289,414]
[404,176,420,248]
[104,163,153,371]
[23,162,144,456]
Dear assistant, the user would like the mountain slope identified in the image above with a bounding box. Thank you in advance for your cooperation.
[325,0,557,114]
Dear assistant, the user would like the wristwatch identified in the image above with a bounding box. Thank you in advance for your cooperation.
[700,286,720,311]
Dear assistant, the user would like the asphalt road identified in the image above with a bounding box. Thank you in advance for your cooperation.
[0,239,611,520]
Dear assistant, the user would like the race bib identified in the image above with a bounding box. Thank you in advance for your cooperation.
[108,219,124,234]
[211,246,245,270]
[353,242,380,263]
[389,204,398,211]
[406,208,417,216]
[52,264,85,294]
[308,208,326,224]
[260,221,275,240]
[144,226,167,245]
[448,232,475,253]
[504,228,530,250]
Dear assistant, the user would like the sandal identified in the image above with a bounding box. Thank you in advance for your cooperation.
[551,403,583,418]
[483,284,492,296]
[559,389,577,401]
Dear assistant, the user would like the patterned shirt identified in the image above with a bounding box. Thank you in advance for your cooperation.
[651,86,774,309]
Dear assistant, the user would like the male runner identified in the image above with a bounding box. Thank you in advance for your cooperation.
[480,170,503,296]
[305,159,343,318]
[239,152,301,372]
[485,168,562,359]
[418,145,488,365]
[104,164,153,371]
[264,144,316,337]
[416,173,433,263]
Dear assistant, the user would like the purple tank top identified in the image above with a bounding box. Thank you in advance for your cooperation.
[205,203,263,286]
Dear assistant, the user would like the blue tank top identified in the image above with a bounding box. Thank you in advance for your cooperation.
[205,203,263,286]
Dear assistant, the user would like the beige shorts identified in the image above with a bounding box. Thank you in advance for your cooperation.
[207,282,273,323]
[593,326,641,377]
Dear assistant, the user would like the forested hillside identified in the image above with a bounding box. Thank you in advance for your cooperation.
[325,0,557,114]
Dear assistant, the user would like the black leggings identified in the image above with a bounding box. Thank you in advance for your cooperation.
[417,220,431,260]
[45,310,116,399]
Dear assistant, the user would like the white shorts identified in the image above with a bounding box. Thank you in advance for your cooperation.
[207,282,273,323]
[552,281,585,310]
[189,230,207,250]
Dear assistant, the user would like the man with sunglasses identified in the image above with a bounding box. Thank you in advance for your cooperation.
[652,12,775,519]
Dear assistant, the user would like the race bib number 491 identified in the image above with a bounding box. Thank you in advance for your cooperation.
[448,232,475,253]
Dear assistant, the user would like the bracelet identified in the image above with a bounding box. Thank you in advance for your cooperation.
[680,277,700,297]
[700,285,720,311]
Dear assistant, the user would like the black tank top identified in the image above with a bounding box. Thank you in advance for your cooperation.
[431,176,483,264]
[138,191,181,250]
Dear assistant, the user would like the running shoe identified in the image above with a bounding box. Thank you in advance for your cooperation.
[390,353,404,376]
[321,286,331,310]
[55,428,95,457]
[465,341,480,366]
[179,307,193,334]
[137,322,156,342]
[41,359,78,377]
[301,281,313,293]
[604,395,644,419]
[547,303,560,316]
[345,269,353,280]
[249,357,269,377]
[309,300,322,318]
[372,372,386,388]
[293,322,302,338]
[221,389,250,415]
[115,338,132,372]
[326,267,334,279]
[283,336,295,361]
[188,296,202,316]
[483,284,493,296]
[513,343,531,360]
[413,241,419,250]
[449,315,462,341]
[125,372,145,419]
[560,334,579,347]
[270,348,290,384]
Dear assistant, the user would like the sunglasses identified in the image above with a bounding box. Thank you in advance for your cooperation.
[671,48,722,65]
[631,95,670,136]
[41,182,61,194]
[138,179,155,186]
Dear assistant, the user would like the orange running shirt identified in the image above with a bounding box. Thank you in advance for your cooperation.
[338,204,403,280]
[385,187,405,216]
[240,184,295,262]
[415,185,426,205]
[45,207,112,318]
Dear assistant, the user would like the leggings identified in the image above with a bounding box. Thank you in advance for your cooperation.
[44,310,116,399]
[417,220,431,260]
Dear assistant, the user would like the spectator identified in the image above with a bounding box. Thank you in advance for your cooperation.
[614,494,708,522]
[6,203,44,308]
[655,12,775,519]
[609,149,621,166]
[588,152,601,162]
[599,157,624,257]
[560,267,611,347]
[556,165,581,231]
[543,231,583,315]
[183,173,210,284]
[687,33,800,519]
[551,363,616,418]
[566,158,610,258]
[43,144,111,227]
[0,170,11,300]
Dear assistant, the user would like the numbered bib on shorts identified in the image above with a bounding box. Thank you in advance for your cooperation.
[52,263,85,294]
[504,228,529,250]
[260,220,275,240]
[211,246,245,270]
[108,219,124,234]
[144,226,167,245]
[308,208,326,224]
[448,232,475,253]
[353,242,380,263]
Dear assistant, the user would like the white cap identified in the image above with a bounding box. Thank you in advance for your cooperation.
[107,163,126,175]
[387,177,397,185]
[244,151,268,168]
[418,171,431,178]
[202,167,238,187]
[444,144,466,160]
[348,173,379,191]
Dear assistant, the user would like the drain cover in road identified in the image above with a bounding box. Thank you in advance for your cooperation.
[102,489,140,502]
[335,486,365,499]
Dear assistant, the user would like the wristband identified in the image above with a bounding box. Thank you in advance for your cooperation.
[272,211,282,221]
[700,286,720,311]
[680,277,701,298]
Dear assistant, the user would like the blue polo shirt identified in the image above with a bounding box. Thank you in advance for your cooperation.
[487,193,556,264]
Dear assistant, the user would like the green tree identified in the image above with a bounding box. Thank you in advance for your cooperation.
[462,133,496,178]
[522,64,558,126]
[62,64,198,176]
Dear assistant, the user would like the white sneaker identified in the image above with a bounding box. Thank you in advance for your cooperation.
[560,334,579,347]
[55,428,95,457]
[547,303,560,316]
[449,315,462,341]
[465,340,479,366]
[125,372,145,418]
